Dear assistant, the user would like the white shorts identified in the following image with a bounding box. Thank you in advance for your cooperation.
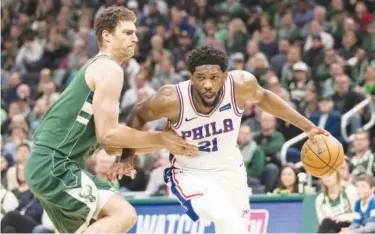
[164,163,251,225]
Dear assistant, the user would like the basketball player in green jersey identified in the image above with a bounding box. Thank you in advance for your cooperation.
[24,6,197,234]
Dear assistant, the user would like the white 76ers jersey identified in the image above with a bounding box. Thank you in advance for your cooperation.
[169,72,244,171]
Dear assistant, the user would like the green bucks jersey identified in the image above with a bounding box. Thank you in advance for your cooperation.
[33,54,110,167]
[351,150,375,177]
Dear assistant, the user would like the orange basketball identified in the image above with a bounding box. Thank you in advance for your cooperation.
[301,134,344,178]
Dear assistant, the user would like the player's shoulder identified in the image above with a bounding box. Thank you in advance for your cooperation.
[229,70,257,87]
[152,84,180,108]
[87,57,123,77]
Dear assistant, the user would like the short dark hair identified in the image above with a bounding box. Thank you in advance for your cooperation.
[186,46,228,74]
[356,173,375,187]
[94,6,136,47]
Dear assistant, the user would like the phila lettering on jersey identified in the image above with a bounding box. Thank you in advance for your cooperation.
[169,72,244,171]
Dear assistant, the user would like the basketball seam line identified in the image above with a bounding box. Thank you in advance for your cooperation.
[305,142,335,176]
[322,137,340,173]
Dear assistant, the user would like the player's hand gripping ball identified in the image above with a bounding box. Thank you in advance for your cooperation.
[301,134,344,178]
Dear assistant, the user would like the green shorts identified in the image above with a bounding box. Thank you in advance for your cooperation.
[25,145,116,233]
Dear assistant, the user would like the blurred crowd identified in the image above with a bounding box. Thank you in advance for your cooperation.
[1,0,375,232]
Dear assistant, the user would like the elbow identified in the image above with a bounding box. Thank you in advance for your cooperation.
[96,129,115,147]
[97,132,110,146]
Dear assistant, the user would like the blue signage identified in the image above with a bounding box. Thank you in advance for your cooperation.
[128,199,303,233]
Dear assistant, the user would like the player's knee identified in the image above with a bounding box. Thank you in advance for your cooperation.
[117,205,137,230]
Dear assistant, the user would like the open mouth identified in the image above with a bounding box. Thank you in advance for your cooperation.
[203,92,215,100]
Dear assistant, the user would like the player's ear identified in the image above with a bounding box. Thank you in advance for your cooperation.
[223,72,228,82]
[102,30,112,46]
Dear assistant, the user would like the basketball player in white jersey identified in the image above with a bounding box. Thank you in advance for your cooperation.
[116,46,328,233]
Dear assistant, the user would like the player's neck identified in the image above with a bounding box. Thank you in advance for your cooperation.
[97,50,123,65]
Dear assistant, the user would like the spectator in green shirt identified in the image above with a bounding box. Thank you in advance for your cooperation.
[238,124,265,193]
[255,112,285,193]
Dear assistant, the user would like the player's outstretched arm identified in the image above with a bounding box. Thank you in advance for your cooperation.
[89,59,163,149]
[126,85,183,154]
[232,70,328,136]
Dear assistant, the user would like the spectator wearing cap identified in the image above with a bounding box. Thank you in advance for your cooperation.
[288,62,309,106]
[229,52,245,71]
[303,34,325,69]
[280,46,302,88]
[304,20,334,52]
[310,92,342,141]
[225,18,249,54]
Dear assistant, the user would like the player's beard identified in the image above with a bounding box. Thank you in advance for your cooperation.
[196,88,223,108]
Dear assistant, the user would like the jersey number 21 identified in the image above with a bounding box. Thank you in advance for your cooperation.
[198,138,218,152]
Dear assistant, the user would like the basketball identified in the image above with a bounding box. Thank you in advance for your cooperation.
[301,134,344,178]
